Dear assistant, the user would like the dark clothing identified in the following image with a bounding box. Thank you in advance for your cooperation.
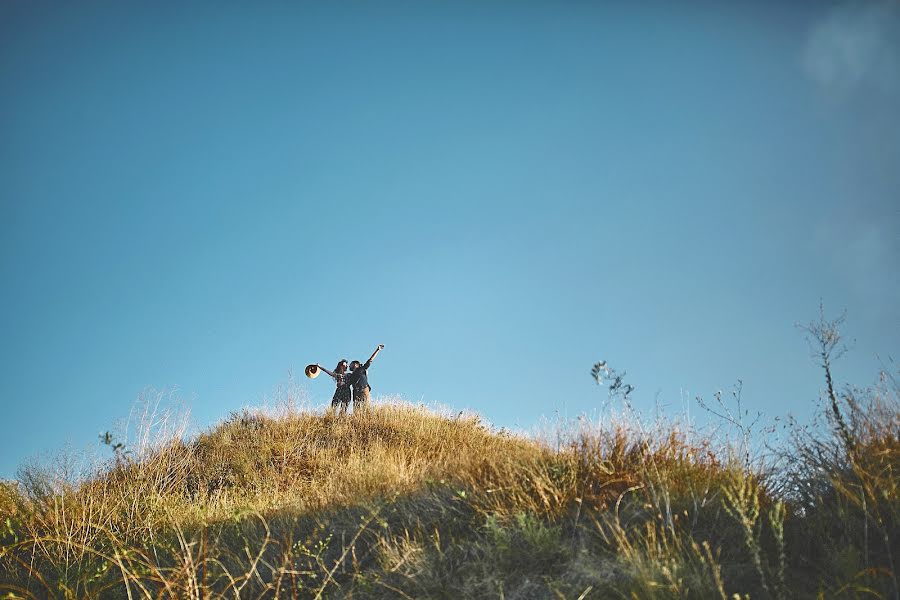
[354,386,371,408]
[331,372,351,408]
[349,359,372,394]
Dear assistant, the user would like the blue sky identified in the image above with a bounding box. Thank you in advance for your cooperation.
[1,1,898,477]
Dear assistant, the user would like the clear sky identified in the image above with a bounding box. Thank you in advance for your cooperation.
[1,1,898,477]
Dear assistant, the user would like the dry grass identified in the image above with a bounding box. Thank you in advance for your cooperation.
[1,381,897,599]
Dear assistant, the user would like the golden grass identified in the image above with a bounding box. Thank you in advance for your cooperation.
[1,393,897,599]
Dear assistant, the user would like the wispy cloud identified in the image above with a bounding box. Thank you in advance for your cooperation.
[802,1,900,96]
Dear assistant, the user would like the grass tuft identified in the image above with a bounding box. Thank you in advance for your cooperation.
[1,384,897,599]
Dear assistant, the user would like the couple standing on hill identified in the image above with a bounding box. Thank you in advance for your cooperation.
[317,344,384,414]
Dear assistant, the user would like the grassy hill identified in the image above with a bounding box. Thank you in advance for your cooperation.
[1,374,898,598]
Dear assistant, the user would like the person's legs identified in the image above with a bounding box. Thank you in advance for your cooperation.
[354,387,370,412]
[335,386,351,416]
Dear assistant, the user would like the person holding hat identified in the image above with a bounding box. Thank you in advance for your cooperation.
[316,359,352,415]
[349,344,384,410]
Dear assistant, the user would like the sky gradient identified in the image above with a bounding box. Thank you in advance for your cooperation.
[2,1,898,477]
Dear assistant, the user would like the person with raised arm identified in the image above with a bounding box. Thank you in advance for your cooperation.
[315,359,352,415]
[349,344,384,411]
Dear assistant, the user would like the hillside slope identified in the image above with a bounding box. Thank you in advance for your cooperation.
[2,396,898,599]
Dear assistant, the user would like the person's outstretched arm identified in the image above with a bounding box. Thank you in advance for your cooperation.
[365,344,384,368]
[317,364,336,378]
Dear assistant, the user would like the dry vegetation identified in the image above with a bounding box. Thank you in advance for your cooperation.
[1,320,897,598]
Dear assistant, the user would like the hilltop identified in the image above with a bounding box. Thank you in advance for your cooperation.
[1,388,898,598]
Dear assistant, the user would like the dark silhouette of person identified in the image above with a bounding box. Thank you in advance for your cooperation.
[349,344,384,410]
[316,359,352,415]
